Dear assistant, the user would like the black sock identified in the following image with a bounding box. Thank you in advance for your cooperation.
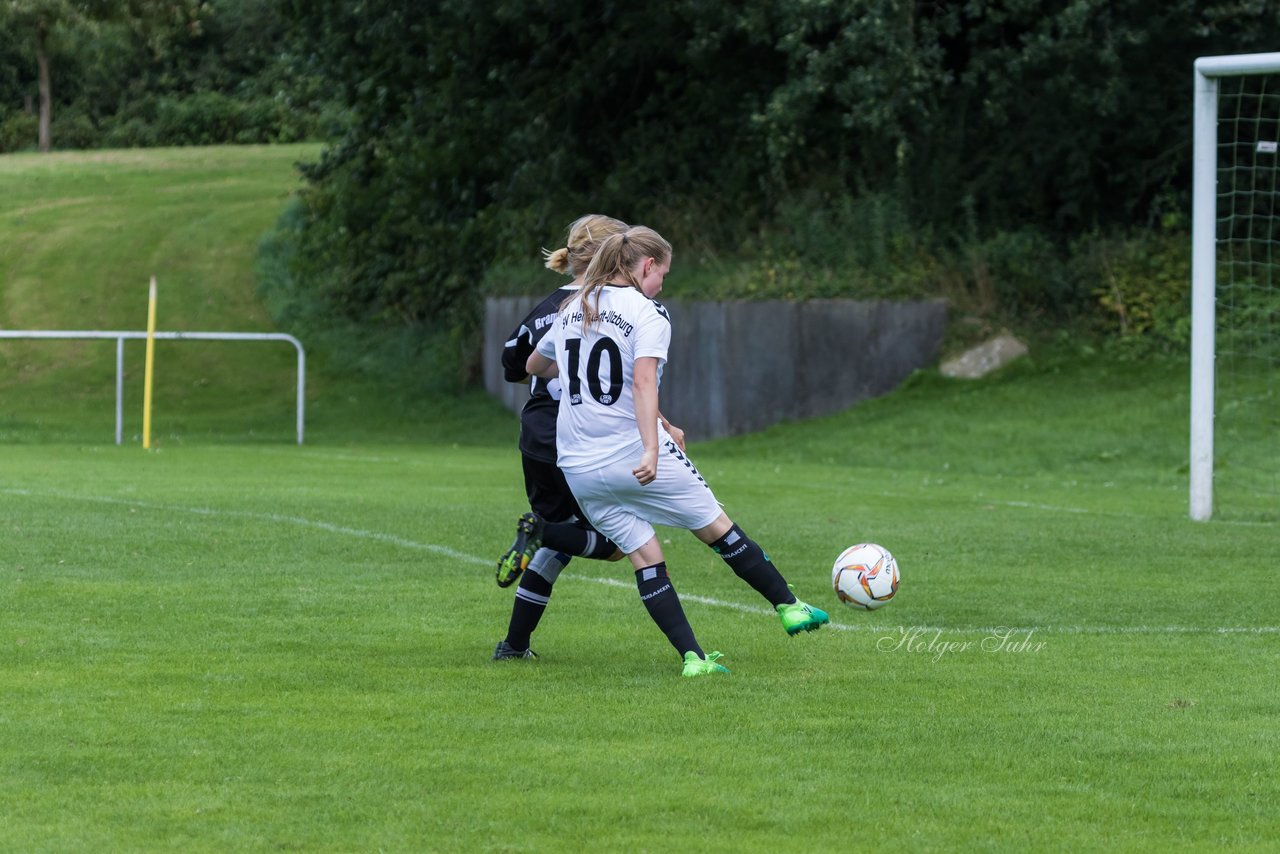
[504,569,554,651]
[542,521,617,559]
[708,524,795,607]
[635,563,702,658]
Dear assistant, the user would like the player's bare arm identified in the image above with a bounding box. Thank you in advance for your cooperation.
[632,356,661,485]
[526,351,558,379]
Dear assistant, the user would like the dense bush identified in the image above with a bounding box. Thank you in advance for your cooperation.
[0,109,37,153]
[46,104,100,150]
[1081,233,1193,356]
[257,199,470,393]
[144,92,312,146]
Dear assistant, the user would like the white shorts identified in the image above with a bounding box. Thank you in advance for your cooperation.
[563,439,724,555]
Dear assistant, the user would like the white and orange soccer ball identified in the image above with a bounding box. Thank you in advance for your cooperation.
[832,543,900,610]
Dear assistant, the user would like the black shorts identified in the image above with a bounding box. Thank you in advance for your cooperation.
[522,455,585,523]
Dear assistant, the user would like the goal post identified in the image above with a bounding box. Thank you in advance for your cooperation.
[1190,52,1280,521]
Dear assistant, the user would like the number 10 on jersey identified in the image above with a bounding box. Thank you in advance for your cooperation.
[565,337,623,406]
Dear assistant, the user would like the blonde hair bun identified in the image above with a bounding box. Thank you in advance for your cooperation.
[543,246,572,274]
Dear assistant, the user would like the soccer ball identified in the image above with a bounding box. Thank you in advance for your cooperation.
[832,543,899,610]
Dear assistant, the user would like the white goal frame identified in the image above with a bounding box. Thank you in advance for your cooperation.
[1190,51,1280,521]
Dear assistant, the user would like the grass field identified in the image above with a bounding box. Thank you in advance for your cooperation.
[2,147,1279,851]
[3,433,1278,851]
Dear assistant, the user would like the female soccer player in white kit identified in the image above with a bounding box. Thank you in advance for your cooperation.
[527,225,829,677]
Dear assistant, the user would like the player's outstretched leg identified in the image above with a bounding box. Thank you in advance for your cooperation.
[776,584,830,636]
[707,524,828,635]
[496,511,544,587]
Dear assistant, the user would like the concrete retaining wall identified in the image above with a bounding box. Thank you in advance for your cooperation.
[484,297,947,441]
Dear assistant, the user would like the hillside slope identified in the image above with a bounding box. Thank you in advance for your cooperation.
[0,145,515,445]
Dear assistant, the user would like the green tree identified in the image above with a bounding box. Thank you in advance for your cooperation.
[3,0,82,151]
[905,0,1280,234]
[2,0,207,151]
[283,0,788,354]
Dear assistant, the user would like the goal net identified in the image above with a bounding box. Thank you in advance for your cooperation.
[1191,53,1280,521]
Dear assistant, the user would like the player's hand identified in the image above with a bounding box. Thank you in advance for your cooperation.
[664,421,686,452]
[633,448,659,485]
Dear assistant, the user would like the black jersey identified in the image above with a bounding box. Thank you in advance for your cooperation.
[502,285,576,463]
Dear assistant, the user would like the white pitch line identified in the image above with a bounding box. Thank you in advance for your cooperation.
[6,486,1279,636]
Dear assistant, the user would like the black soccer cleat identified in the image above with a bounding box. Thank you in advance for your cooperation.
[493,641,539,660]
[495,511,545,588]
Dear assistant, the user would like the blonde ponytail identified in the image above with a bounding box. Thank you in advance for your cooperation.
[543,246,571,274]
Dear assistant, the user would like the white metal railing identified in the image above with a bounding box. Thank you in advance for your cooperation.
[0,330,306,444]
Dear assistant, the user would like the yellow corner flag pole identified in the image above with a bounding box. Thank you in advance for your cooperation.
[142,276,157,449]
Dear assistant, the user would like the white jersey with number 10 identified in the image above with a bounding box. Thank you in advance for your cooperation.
[535,285,672,474]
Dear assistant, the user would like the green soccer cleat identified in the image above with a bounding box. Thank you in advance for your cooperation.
[681,650,730,677]
[496,511,544,588]
[777,587,830,636]
[493,641,539,660]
